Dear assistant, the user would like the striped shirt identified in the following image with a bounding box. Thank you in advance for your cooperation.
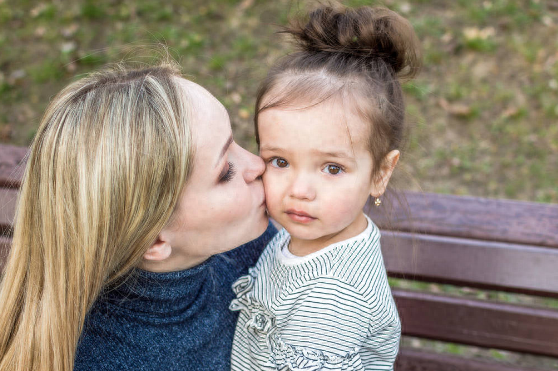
[230,214,400,370]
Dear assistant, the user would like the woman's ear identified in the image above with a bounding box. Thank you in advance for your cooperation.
[143,235,172,262]
[370,150,400,197]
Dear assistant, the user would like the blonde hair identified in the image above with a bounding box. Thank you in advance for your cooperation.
[0,63,194,371]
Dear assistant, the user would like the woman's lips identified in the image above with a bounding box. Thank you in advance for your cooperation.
[285,209,316,224]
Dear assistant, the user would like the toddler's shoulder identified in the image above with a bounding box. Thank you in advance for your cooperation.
[329,218,392,304]
[250,227,290,272]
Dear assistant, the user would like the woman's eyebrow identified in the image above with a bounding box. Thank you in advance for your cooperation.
[215,134,233,168]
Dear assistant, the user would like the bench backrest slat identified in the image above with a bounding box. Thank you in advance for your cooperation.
[0,144,27,188]
[394,289,558,358]
[382,231,558,297]
[0,188,18,235]
[368,192,558,248]
[0,237,12,273]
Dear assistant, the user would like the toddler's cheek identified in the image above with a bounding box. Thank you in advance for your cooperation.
[262,179,281,214]
[326,195,364,220]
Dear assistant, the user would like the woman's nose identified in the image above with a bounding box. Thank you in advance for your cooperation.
[241,148,265,183]
[289,173,316,201]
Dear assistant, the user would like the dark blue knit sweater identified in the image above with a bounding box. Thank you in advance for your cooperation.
[74,222,277,371]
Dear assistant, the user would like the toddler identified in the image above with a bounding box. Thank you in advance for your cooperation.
[230,3,421,370]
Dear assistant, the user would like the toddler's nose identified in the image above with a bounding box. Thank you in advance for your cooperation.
[289,173,316,201]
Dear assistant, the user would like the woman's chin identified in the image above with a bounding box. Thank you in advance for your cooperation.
[255,213,271,235]
[249,212,271,240]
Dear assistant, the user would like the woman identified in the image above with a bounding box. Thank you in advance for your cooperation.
[0,63,276,371]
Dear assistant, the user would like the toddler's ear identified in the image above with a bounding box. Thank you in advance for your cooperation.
[143,236,172,262]
[370,150,400,197]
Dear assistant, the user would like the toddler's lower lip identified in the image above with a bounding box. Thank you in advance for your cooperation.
[286,211,316,224]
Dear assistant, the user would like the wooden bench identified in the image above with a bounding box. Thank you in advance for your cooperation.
[0,143,557,370]
[370,189,558,369]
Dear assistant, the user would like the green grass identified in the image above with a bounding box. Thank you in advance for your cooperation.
[0,0,556,207]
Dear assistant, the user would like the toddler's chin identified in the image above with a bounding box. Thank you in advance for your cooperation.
[283,227,323,242]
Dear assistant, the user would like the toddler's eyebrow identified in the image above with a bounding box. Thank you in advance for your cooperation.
[260,146,355,160]
[313,149,355,159]
[259,145,281,153]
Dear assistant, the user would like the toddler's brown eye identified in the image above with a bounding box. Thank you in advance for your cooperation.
[271,158,289,168]
[324,164,342,175]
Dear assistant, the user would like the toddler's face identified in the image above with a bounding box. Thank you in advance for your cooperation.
[258,99,382,245]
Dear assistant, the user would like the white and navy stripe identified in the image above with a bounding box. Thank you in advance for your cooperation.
[230,214,400,370]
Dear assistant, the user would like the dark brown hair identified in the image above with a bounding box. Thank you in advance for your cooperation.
[255,2,422,180]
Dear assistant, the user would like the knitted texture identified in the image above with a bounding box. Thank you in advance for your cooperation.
[74,222,277,371]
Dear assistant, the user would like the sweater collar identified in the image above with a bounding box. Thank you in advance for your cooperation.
[101,256,215,317]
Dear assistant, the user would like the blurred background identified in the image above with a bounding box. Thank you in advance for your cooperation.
[1,0,557,203]
[0,0,557,368]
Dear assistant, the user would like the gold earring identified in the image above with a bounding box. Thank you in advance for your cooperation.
[374,197,382,207]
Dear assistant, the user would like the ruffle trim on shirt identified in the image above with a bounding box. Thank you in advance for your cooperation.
[230,273,362,370]
[230,273,276,336]
[269,334,361,371]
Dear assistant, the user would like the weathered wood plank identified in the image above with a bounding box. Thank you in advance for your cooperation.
[0,188,17,235]
[395,348,547,371]
[0,237,11,274]
[381,232,558,297]
[394,289,558,358]
[0,144,27,188]
[368,192,558,248]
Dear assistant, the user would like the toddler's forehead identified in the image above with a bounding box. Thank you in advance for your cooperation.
[258,100,371,154]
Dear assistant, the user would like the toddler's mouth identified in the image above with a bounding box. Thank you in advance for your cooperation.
[285,209,316,223]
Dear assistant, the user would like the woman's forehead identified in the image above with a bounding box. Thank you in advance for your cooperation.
[175,78,231,175]
[176,77,229,132]
[176,77,223,111]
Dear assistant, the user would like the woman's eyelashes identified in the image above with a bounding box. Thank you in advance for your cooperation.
[219,162,236,183]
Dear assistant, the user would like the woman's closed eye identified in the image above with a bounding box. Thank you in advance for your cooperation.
[323,164,344,175]
[219,162,236,183]
[270,157,289,168]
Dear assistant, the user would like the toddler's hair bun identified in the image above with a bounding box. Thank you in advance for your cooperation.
[284,3,421,78]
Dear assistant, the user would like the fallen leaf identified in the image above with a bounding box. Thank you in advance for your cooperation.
[0,125,13,140]
[61,23,79,38]
[438,98,472,117]
[60,41,76,53]
[231,92,242,104]
[238,108,250,119]
[501,107,519,119]
[66,62,77,73]
[238,0,254,11]
[8,70,26,86]
[399,3,411,14]
[34,26,46,37]
[30,3,47,18]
